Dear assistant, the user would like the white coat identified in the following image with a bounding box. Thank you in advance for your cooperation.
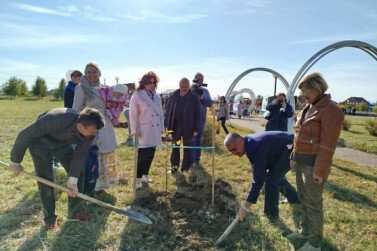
[129,90,164,148]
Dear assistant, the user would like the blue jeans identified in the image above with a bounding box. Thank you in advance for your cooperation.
[191,121,206,164]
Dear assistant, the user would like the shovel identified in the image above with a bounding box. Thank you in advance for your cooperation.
[0,160,152,225]
[215,216,240,245]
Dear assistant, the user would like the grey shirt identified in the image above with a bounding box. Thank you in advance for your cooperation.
[10,108,95,178]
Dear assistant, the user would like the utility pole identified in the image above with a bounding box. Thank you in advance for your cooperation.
[273,75,277,96]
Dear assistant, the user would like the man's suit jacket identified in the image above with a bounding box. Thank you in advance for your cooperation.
[10,108,95,178]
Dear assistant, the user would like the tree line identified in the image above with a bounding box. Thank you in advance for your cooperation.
[1,76,66,99]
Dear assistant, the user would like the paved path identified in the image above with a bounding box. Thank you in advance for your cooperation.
[229,115,377,168]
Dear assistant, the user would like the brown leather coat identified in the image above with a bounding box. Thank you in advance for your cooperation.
[293,94,344,178]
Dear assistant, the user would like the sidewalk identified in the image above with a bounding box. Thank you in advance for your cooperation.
[229,115,377,168]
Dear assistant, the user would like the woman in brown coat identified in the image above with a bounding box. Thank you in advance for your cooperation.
[287,73,344,251]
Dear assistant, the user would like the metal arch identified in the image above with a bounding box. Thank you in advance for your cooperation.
[225,67,290,102]
[230,88,257,112]
[286,40,377,102]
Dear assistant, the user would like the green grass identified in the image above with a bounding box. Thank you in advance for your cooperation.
[339,116,377,154]
[0,98,376,250]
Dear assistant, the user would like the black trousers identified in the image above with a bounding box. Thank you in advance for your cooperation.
[30,148,84,224]
[137,147,156,178]
[171,122,193,171]
[218,117,229,134]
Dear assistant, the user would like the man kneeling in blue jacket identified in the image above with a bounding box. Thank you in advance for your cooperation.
[224,131,298,221]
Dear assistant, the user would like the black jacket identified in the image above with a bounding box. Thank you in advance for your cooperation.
[164,90,201,138]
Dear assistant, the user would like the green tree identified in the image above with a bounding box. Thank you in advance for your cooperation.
[2,76,21,98]
[31,76,48,99]
[357,101,368,112]
[18,80,29,97]
[54,78,66,99]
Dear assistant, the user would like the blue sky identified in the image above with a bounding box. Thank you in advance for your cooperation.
[0,0,376,103]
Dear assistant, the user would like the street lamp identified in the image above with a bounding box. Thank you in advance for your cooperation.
[273,74,277,96]
[115,76,120,84]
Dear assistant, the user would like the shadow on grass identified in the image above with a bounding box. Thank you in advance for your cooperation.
[333,164,377,183]
[326,182,377,208]
[47,191,115,250]
[16,228,48,251]
[0,192,41,245]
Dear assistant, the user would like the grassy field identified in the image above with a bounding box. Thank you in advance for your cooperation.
[0,98,376,251]
[339,116,377,154]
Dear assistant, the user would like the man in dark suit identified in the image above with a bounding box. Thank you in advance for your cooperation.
[9,107,104,232]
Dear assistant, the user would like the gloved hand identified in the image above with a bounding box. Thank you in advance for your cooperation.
[9,162,24,175]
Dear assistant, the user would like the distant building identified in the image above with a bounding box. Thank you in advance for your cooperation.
[343,97,371,107]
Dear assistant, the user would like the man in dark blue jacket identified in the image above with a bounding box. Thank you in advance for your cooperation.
[224,131,298,220]
[265,92,293,132]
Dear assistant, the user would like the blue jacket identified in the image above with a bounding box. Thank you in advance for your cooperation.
[244,131,293,203]
[265,99,293,131]
[85,145,99,182]
[63,81,77,108]
[198,88,212,124]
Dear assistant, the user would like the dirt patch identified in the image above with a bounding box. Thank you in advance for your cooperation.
[129,166,241,250]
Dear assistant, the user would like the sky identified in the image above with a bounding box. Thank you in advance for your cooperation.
[0,0,376,103]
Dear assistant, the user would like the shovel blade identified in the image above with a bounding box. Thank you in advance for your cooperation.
[114,208,152,224]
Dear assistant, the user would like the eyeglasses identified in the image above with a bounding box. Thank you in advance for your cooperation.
[299,89,310,95]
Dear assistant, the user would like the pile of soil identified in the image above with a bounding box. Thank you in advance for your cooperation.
[130,166,242,250]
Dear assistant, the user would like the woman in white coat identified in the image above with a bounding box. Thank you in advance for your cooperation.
[129,71,164,189]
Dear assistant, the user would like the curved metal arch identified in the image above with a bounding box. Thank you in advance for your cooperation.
[230,88,257,112]
[225,67,290,102]
[286,40,377,102]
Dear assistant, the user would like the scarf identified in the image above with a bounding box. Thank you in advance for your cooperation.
[80,76,100,101]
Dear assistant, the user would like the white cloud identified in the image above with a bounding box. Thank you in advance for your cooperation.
[11,3,71,17]
[0,22,122,49]
[117,10,206,23]
[58,5,79,13]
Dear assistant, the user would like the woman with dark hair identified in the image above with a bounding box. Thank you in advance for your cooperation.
[216,96,229,134]
[129,71,164,189]
[73,62,119,191]
[287,72,344,251]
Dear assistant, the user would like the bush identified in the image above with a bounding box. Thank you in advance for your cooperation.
[342,118,351,131]
[365,120,377,136]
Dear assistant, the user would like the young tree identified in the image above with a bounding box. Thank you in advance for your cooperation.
[31,76,48,99]
[2,76,20,98]
[357,101,368,112]
[54,78,66,99]
[18,80,29,97]
[255,95,263,106]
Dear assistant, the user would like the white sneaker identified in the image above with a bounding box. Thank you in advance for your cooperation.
[142,175,153,183]
[286,231,308,240]
[298,242,320,251]
[136,178,142,190]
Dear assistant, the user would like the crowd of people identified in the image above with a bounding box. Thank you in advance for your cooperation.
[9,65,344,251]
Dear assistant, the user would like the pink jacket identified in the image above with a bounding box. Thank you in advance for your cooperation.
[100,86,128,125]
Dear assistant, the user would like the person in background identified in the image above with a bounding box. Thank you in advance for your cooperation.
[287,73,344,251]
[265,92,293,132]
[224,132,298,222]
[100,83,128,126]
[9,107,104,232]
[73,62,119,192]
[165,78,201,173]
[190,72,212,167]
[265,92,296,204]
[216,96,229,135]
[63,70,83,108]
[237,100,243,119]
[129,71,164,189]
